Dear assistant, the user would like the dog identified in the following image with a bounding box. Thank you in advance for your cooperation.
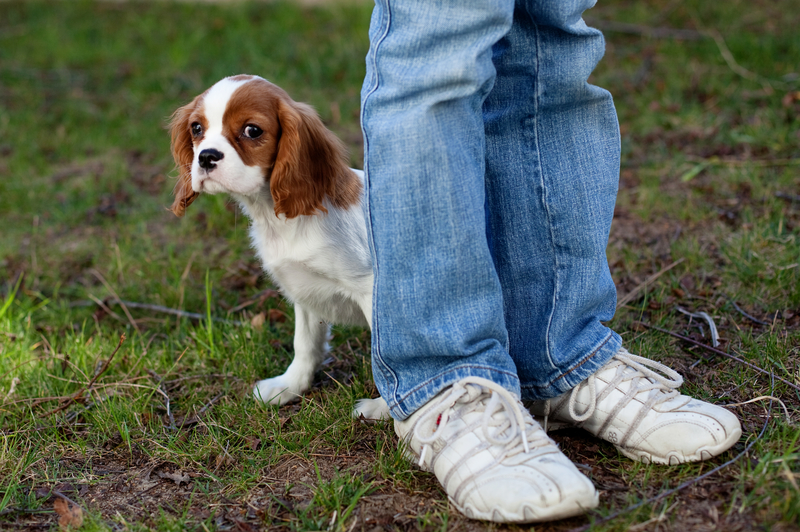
[169,75,389,420]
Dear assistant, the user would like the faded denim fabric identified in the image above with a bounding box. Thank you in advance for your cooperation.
[361,0,622,420]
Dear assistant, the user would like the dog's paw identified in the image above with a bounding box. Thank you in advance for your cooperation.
[253,375,306,405]
[353,396,391,421]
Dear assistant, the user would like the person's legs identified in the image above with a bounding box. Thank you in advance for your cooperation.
[482,0,622,401]
[360,1,600,522]
[360,0,740,519]
[361,0,519,419]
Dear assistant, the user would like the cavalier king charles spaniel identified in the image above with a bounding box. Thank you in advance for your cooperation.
[169,75,388,420]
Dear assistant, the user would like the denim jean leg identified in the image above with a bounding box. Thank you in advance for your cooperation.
[360,0,520,420]
[483,0,622,401]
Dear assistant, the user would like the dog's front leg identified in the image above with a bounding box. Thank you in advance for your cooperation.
[253,304,329,405]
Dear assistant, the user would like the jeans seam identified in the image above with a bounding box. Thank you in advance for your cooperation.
[361,0,398,403]
[529,18,560,371]
[387,364,520,414]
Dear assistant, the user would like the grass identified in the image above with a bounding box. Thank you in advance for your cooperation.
[1,0,799,530]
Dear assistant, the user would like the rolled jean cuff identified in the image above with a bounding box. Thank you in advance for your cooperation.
[386,365,521,421]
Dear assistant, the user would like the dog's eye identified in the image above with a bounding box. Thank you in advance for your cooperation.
[243,125,263,139]
[191,122,203,138]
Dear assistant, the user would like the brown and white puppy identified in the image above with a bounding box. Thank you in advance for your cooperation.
[170,75,388,419]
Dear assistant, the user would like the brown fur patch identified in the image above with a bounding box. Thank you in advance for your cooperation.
[272,95,360,217]
[220,81,282,172]
[168,93,206,217]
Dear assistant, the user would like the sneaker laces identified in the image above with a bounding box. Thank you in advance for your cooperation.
[547,348,689,447]
[412,377,545,468]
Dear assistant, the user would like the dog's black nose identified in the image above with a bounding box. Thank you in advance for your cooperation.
[198,148,224,169]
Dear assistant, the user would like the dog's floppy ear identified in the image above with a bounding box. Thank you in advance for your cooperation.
[270,98,356,219]
[169,97,201,217]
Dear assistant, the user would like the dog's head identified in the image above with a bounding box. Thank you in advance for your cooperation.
[169,75,357,218]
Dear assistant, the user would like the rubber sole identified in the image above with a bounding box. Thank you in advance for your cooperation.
[616,423,743,465]
[452,491,599,523]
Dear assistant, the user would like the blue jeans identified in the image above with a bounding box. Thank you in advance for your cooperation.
[361,0,622,420]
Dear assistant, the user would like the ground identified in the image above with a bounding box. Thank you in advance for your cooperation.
[0,0,799,530]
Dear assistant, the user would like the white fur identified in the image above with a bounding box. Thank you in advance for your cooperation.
[192,78,265,197]
[189,77,390,421]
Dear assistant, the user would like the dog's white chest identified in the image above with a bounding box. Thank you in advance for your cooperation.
[249,220,372,327]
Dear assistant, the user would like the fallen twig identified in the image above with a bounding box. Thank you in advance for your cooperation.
[634,322,800,394]
[706,28,791,90]
[0,507,52,517]
[119,300,238,324]
[76,298,244,326]
[198,392,225,416]
[776,191,800,203]
[163,373,239,387]
[171,392,226,431]
[617,258,685,310]
[90,269,141,335]
[727,298,770,326]
[88,294,127,324]
[687,157,800,168]
[227,288,281,314]
[569,374,776,532]
[39,334,126,417]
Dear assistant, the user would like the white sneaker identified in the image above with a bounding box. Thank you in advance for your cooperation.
[529,348,742,465]
[394,377,598,523]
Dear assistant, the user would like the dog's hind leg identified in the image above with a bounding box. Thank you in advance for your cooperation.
[353,396,391,420]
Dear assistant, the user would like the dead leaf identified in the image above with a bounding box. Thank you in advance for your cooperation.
[261,288,280,300]
[215,453,235,469]
[250,312,266,330]
[54,497,83,529]
[782,91,800,107]
[245,436,262,451]
[157,471,191,486]
[268,309,287,323]
[192,507,211,520]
